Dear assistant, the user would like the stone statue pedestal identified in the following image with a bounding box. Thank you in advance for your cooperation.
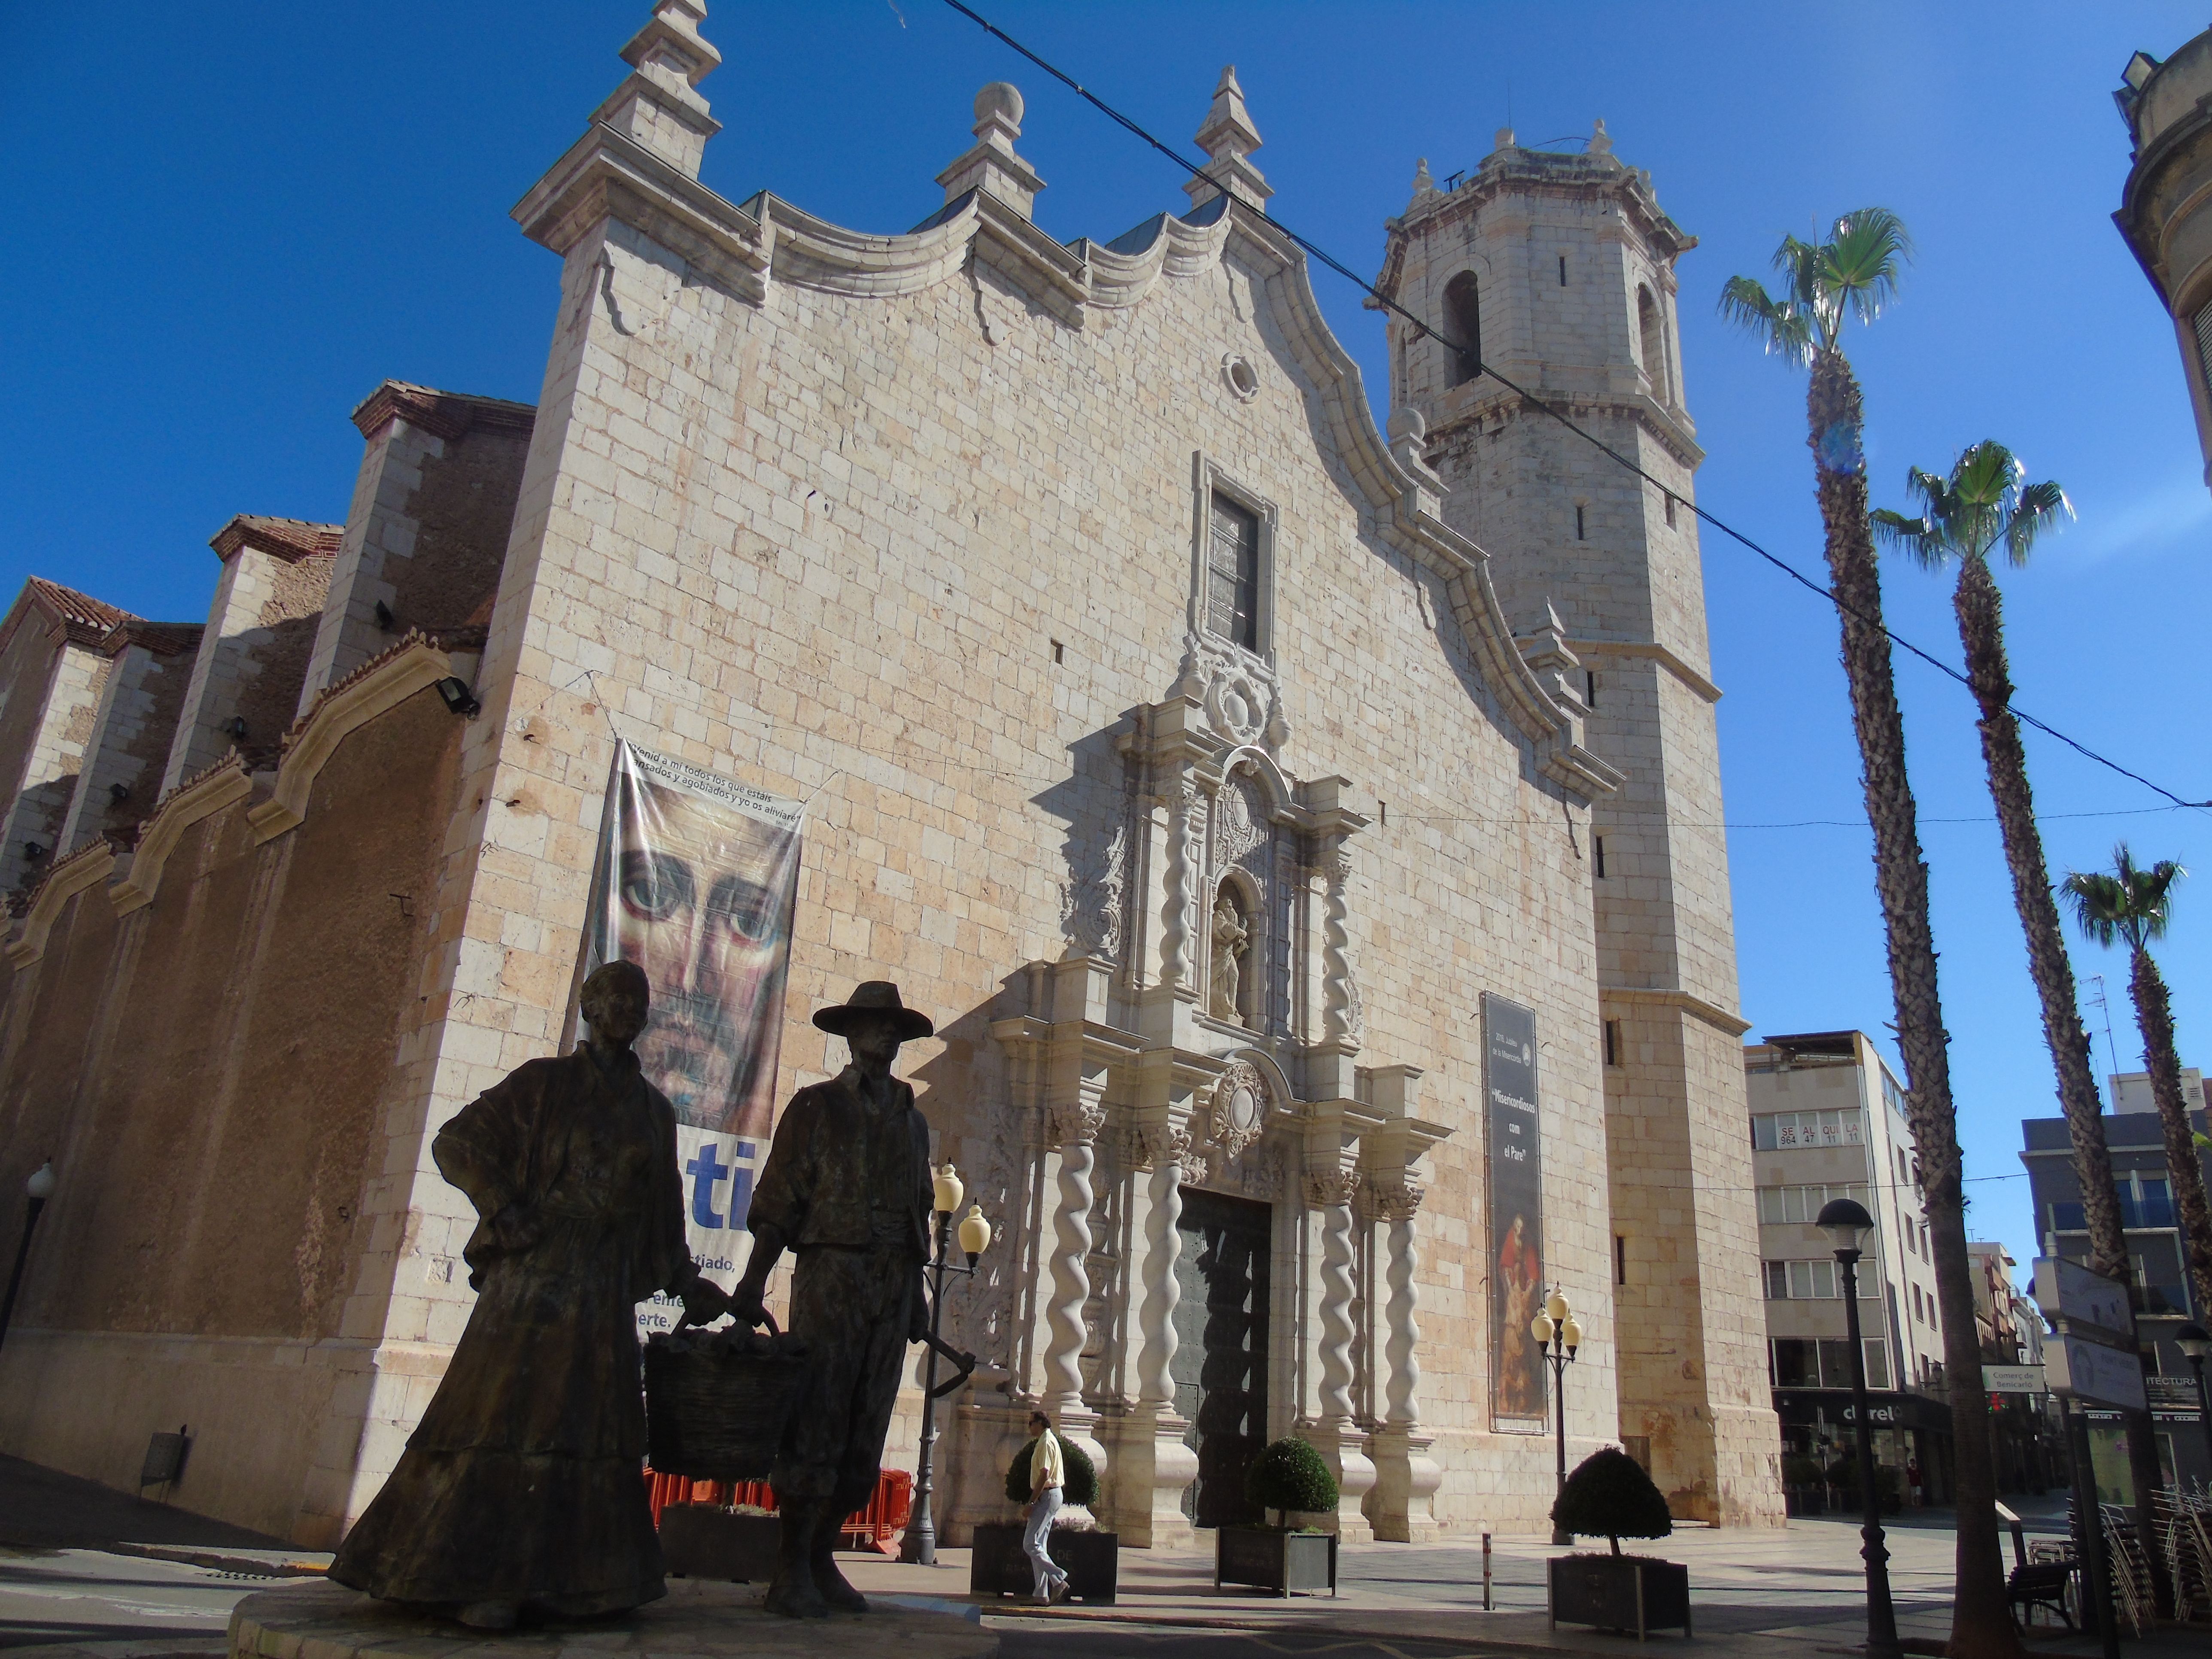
[230,1577,997,1659]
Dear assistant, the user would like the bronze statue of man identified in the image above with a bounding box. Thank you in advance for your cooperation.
[731,981,933,1618]
[329,960,731,1629]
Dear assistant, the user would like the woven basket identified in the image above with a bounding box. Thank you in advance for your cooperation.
[644,1311,807,1482]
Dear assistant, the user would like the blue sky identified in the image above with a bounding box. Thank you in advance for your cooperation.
[4,0,2209,1276]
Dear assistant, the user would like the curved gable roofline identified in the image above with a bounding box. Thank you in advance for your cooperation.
[516,127,1612,797]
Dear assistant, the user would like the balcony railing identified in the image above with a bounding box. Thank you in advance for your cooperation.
[2047,1197,2178,1231]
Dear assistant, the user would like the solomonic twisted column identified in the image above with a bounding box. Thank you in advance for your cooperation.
[1135,1124,1191,1409]
[1305,1167,1362,1427]
[1042,1098,1107,1420]
[1376,1180,1425,1427]
[1158,784,1199,992]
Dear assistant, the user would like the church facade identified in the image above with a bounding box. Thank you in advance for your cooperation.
[0,2,1781,1547]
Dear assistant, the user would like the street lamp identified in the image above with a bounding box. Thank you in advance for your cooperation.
[1818,1196,1901,1659]
[898,1163,991,1565]
[0,1162,56,1357]
[1531,1286,1581,1547]
[2176,1322,2212,1468]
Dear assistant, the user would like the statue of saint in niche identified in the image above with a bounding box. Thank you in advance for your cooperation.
[1209,890,1249,1024]
[730,981,933,1618]
[328,960,732,1629]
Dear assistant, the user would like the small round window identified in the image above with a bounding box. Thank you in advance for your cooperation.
[1222,354,1260,401]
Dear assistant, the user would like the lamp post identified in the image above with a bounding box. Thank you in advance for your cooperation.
[2177,1322,2212,1469]
[1531,1286,1580,1547]
[1817,1197,1901,1659]
[898,1163,991,1565]
[0,1162,56,1358]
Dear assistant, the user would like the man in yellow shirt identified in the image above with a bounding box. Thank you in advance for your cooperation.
[1021,1409,1072,1604]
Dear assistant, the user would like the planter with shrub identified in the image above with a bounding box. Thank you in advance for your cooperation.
[969,1431,1117,1604]
[1212,1437,1340,1598]
[1826,1458,1903,1515]
[1547,1446,1689,1639]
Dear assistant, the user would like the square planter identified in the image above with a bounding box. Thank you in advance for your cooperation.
[658,1505,781,1583]
[1213,1527,1338,1597]
[968,1521,1119,1604]
[1548,1553,1691,1639]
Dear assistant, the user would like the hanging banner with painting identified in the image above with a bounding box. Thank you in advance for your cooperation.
[1485,992,1547,1431]
[582,739,805,1334]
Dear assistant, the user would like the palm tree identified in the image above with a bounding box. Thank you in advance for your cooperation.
[1723,213,2020,1659]
[1871,448,2139,1284]
[2063,849,2212,1328]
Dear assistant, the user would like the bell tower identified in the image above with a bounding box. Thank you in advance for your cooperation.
[1375,125,1783,1524]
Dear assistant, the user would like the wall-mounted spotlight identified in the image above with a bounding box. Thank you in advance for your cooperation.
[435,678,481,718]
[222,716,248,742]
[374,601,396,632]
[108,782,130,804]
[22,842,45,862]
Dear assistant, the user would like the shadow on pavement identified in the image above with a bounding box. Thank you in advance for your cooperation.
[0,1455,287,1553]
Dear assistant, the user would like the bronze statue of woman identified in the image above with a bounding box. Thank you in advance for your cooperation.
[329,960,731,1629]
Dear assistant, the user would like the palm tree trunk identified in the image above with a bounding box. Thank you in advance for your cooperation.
[1808,350,2019,1659]
[1951,557,2132,1283]
[1954,563,2169,1597]
[2126,945,2212,1324]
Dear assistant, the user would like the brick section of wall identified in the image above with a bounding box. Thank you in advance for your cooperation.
[162,522,339,794]
[55,623,204,855]
[294,385,535,720]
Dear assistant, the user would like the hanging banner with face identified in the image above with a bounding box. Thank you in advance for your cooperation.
[583,740,804,1333]
[1484,992,1547,1431]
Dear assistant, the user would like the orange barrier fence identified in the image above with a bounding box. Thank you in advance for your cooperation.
[643,1467,914,1556]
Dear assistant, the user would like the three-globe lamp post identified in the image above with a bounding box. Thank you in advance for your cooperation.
[1817,1196,1901,1659]
[2176,1322,2212,1467]
[898,1163,992,1566]
[1531,1287,1580,1546]
[0,1161,56,1358]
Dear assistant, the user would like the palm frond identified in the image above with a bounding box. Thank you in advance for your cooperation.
[1870,507,1950,568]
[2060,869,2129,949]
[1823,207,1912,330]
[1717,275,1813,365]
[2002,478,2073,567]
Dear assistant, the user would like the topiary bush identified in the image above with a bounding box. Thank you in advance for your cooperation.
[1244,1436,1339,1525]
[1005,1428,1099,1507]
[1551,1446,1673,1556]
[1780,1453,1823,1487]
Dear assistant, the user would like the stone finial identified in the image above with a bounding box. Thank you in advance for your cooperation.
[1411,157,1437,200]
[1185,65,1274,213]
[936,80,1047,220]
[1518,596,1582,707]
[1493,126,1517,152]
[592,0,723,180]
[1589,117,1613,155]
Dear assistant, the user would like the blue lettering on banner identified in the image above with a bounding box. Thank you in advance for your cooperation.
[682,1137,763,1231]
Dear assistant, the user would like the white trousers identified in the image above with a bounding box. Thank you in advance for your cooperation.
[1022,1487,1068,1597]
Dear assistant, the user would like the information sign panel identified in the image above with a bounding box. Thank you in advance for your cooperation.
[1982,1364,2046,1395]
[2031,1257,2134,1346]
[2045,1334,2147,1411]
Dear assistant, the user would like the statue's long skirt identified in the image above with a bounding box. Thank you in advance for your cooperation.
[328,1210,665,1616]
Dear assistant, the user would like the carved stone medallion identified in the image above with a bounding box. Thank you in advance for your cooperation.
[1208,1060,1271,1161]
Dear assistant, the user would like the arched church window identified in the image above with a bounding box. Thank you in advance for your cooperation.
[1637,286,1669,401]
[1209,881,1255,1027]
[1443,270,1482,388]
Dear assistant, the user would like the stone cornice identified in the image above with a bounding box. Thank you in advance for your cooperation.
[209,515,345,565]
[5,842,116,968]
[107,757,253,917]
[1600,984,1753,1039]
[351,382,536,445]
[1568,637,1722,705]
[95,619,203,660]
[248,635,462,844]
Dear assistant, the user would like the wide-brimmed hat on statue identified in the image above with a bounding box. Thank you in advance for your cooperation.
[812,981,935,1042]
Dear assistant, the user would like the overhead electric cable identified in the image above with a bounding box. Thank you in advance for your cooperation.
[936,0,2211,819]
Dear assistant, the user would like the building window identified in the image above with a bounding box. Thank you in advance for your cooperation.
[1752,1109,1864,1150]
[1756,1182,1872,1225]
[1585,669,1598,708]
[1765,1258,1875,1301]
[2195,296,2212,399]
[1443,270,1482,387]
[1559,253,1569,287]
[1912,1284,1923,1322]
[1615,1234,1628,1285]
[1663,492,1677,528]
[1637,286,1669,401]
[1604,1018,1622,1067]
[1050,638,1064,665]
[1205,493,1261,650]
[1575,503,1586,540]
[1593,834,1606,878]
